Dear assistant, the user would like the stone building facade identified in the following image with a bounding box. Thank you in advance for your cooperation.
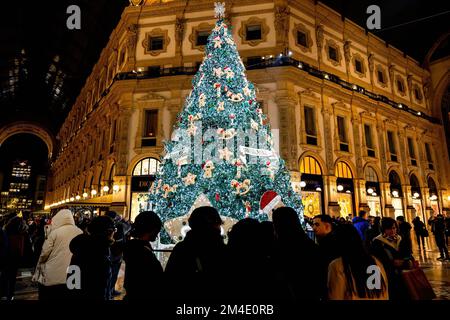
[46,0,450,223]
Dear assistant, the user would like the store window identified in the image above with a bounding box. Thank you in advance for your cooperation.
[389,170,404,218]
[335,162,354,218]
[130,157,160,221]
[365,167,381,217]
[428,176,439,216]
[410,174,424,221]
[297,156,324,218]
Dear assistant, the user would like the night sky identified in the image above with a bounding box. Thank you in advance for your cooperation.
[0,0,448,190]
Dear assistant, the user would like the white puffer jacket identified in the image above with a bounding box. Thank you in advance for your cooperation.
[35,209,83,286]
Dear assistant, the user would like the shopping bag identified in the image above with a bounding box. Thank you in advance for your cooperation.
[401,267,436,300]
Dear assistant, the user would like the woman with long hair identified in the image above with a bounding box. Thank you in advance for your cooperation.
[328,223,388,300]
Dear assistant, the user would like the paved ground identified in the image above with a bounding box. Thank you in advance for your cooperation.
[10,237,450,300]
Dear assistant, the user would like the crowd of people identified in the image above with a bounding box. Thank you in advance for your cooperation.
[1,207,449,301]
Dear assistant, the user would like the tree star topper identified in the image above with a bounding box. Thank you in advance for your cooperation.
[214,2,226,19]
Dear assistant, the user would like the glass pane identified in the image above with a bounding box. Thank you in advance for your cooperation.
[364,124,373,148]
[407,138,416,159]
[355,59,362,73]
[150,37,164,51]
[144,110,158,137]
[337,116,347,142]
[246,25,261,40]
[387,131,396,154]
[425,143,433,162]
[304,107,316,136]
[133,162,142,176]
[141,158,150,175]
[297,31,307,47]
[329,47,337,61]
[149,159,159,174]
[196,31,209,46]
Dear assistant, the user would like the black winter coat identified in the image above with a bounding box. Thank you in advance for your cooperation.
[68,234,112,300]
[123,239,163,300]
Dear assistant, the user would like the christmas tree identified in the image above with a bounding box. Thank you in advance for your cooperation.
[148,3,303,243]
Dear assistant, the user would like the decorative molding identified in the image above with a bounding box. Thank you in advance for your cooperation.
[274,5,290,47]
[188,22,214,52]
[324,38,342,67]
[375,64,388,88]
[395,74,407,97]
[238,16,270,47]
[292,22,313,53]
[142,28,170,56]
[352,52,366,78]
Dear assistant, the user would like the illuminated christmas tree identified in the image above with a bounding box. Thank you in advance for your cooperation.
[148,3,302,243]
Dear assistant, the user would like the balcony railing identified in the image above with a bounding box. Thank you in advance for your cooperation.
[113,56,439,125]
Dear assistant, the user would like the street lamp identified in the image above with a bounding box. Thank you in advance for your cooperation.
[337,185,344,192]
[413,192,420,198]
[103,186,110,193]
[113,185,120,192]
[392,190,399,198]
[70,197,75,202]
[91,189,97,196]
[367,188,374,194]
[299,181,306,188]
[75,195,81,200]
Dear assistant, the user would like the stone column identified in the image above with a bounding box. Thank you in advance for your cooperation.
[275,93,298,170]
[111,175,128,219]
[382,182,395,218]
[357,179,370,213]
[321,97,334,175]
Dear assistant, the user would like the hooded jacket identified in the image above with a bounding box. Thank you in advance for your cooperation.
[352,217,370,241]
[34,209,82,286]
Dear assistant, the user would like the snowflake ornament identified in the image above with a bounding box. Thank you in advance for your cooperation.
[214,2,226,19]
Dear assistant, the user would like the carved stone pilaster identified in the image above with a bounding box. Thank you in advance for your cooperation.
[351,114,363,178]
[275,95,298,170]
[116,108,132,175]
[126,23,138,66]
[376,122,387,177]
[344,40,351,68]
[316,24,324,64]
[274,5,290,50]
[321,103,334,174]
[175,17,185,56]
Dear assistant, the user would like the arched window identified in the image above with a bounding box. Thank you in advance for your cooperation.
[365,167,378,182]
[133,157,160,176]
[335,162,353,179]
[410,174,421,199]
[300,156,322,175]
[109,164,116,181]
[389,171,403,197]
[428,177,438,197]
